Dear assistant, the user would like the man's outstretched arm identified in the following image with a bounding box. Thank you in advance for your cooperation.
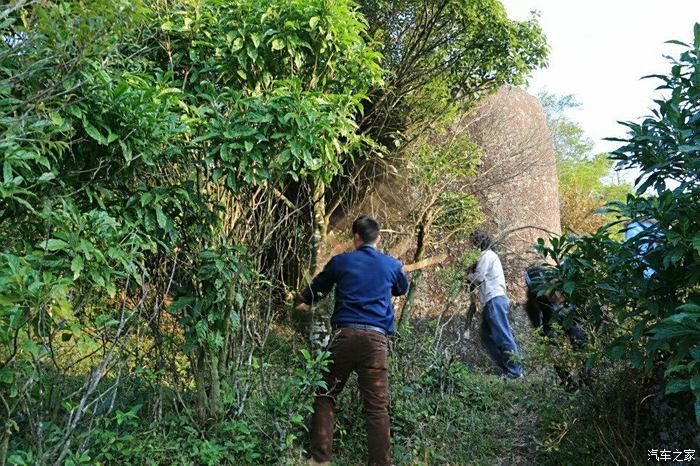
[299,257,338,305]
[392,263,409,296]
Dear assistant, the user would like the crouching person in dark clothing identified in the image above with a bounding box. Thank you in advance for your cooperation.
[296,215,409,466]
[524,265,586,388]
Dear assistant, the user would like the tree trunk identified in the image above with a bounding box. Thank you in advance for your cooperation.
[1,421,10,466]
[309,306,331,357]
[309,180,330,354]
[208,354,223,419]
[309,180,326,274]
[398,269,423,332]
[463,291,478,339]
[191,350,210,423]
[397,210,432,332]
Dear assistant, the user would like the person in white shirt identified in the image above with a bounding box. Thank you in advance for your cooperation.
[467,230,523,379]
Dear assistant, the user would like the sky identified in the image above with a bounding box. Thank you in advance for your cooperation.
[500,0,700,154]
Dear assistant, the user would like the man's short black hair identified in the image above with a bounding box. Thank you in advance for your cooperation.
[352,215,381,244]
[472,229,494,251]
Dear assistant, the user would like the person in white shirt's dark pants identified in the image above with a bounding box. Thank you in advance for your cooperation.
[467,230,523,379]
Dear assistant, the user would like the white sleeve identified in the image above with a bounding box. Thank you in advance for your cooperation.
[467,252,491,283]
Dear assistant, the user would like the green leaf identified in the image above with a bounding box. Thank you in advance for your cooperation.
[71,255,84,280]
[630,348,643,368]
[106,130,119,144]
[235,292,244,309]
[119,140,132,162]
[156,207,167,229]
[691,374,700,392]
[52,298,74,321]
[596,283,617,293]
[271,39,285,51]
[309,16,320,29]
[0,367,14,385]
[691,347,700,360]
[3,161,11,184]
[563,281,575,295]
[40,239,69,251]
[244,141,254,152]
[693,234,700,255]
[83,120,107,145]
[666,378,690,395]
[106,281,116,299]
[141,192,154,206]
[49,112,65,126]
[21,339,40,358]
[677,302,700,313]
[167,296,194,314]
[609,345,625,360]
[230,310,240,329]
[37,172,56,183]
[0,294,20,306]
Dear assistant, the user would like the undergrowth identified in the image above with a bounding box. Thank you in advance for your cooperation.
[7,322,688,465]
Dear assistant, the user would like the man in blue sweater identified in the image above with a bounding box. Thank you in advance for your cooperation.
[298,215,409,466]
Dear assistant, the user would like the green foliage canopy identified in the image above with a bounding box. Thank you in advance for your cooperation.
[358,0,549,148]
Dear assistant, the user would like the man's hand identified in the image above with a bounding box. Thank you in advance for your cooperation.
[464,264,477,282]
[291,292,310,311]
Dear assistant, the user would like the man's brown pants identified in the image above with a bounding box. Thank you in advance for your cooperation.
[310,327,390,466]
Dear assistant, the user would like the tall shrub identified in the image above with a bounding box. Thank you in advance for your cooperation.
[537,23,700,422]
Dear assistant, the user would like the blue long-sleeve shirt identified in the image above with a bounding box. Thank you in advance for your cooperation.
[301,244,409,333]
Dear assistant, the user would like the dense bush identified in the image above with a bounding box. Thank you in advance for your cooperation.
[537,23,700,422]
[0,0,380,461]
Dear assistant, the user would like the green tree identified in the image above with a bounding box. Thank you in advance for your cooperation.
[539,91,631,234]
[316,0,550,254]
[359,0,549,150]
[396,130,484,331]
[0,0,382,461]
[537,24,700,422]
[158,0,382,419]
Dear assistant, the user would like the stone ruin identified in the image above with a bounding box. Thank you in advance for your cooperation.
[464,86,561,294]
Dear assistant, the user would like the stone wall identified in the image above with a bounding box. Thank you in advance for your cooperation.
[463,86,561,297]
